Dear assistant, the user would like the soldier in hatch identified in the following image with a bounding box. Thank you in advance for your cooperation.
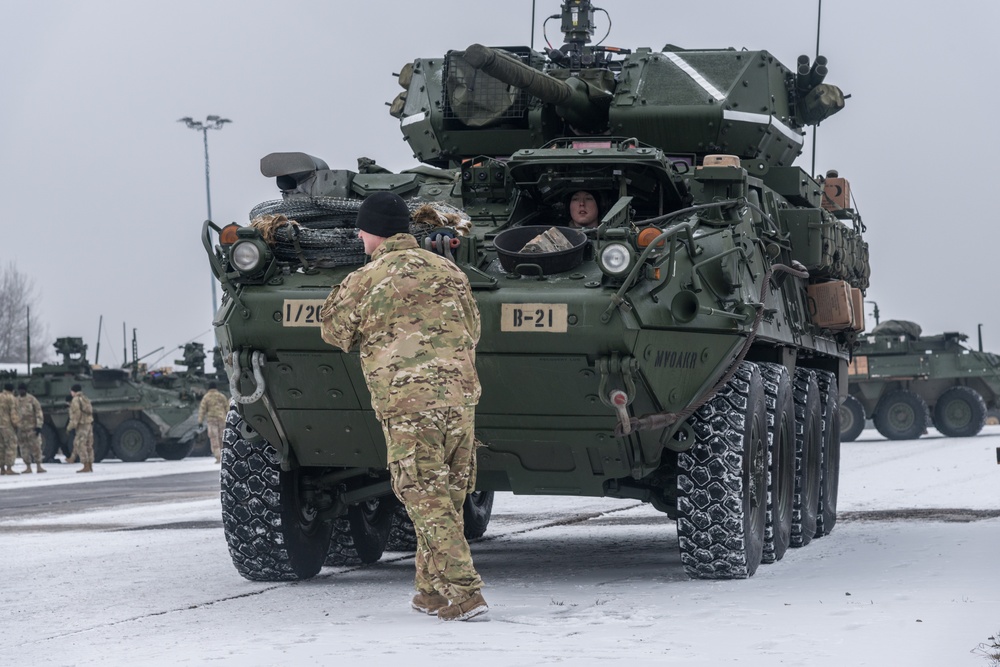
[0,383,21,475]
[67,384,94,473]
[198,382,229,463]
[320,191,488,622]
[15,383,45,473]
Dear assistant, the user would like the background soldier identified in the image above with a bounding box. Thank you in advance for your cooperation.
[15,383,45,473]
[67,384,94,473]
[0,383,21,475]
[320,192,487,622]
[197,382,229,463]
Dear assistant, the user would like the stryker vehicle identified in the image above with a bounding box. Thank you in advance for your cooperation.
[143,342,230,458]
[843,320,1000,441]
[21,337,204,462]
[205,1,870,582]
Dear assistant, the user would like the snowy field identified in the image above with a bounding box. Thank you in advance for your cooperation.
[2,427,999,667]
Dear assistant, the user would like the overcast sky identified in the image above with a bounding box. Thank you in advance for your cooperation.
[2,1,997,366]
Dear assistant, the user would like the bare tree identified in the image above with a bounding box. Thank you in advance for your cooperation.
[0,261,51,363]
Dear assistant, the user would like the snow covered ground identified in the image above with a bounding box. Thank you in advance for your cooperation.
[2,428,999,666]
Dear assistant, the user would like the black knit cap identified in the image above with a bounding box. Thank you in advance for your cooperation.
[71,383,82,392]
[356,192,411,238]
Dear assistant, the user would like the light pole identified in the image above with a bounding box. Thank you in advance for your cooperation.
[178,115,232,316]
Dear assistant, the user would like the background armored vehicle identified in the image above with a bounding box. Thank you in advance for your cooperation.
[205,1,870,581]
[143,342,231,457]
[843,320,1000,441]
[22,337,204,462]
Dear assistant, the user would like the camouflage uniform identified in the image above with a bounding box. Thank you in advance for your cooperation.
[0,389,20,472]
[321,233,483,603]
[67,393,95,466]
[16,391,44,469]
[198,388,229,462]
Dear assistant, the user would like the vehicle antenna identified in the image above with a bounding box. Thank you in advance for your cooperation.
[95,315,103,366]
[810,0,823,178]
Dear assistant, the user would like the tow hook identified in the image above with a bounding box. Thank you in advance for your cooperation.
[598,354,639,435]
[229,350,266,404]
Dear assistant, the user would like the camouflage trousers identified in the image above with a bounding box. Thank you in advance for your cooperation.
[72,424,94,466]
[0,425,17,467]
[383,405,483,602]
[16,428,42,466]
[205,418,224,461]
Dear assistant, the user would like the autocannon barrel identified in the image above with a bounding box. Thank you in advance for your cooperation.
[462,43,606,132]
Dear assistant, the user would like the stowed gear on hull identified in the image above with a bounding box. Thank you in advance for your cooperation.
[206,0,870,582]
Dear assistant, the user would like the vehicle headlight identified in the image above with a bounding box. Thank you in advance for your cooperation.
[231,240,267,275]
[598,242,634,277]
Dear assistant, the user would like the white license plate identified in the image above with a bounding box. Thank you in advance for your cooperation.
[500,303,568,332]
[282,299,326,327]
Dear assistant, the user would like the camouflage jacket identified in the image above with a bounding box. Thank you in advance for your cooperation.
[198,388,229,423]
[15,393,43,431]
[320,233,481,420]
[0,390,19,430]
[68,394,94,430]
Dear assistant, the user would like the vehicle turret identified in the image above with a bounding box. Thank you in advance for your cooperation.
[390,0,845,168]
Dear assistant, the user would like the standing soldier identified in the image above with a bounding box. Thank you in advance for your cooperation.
[320,192,487,622]
[198,382,229,463]
[67,384,94,473]
[15,383,45,473]
[0,383,21,475]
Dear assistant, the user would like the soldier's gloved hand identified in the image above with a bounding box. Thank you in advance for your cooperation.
[34,427,41,435]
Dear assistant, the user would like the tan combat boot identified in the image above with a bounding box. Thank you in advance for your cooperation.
[36,464,47,473]
[66,453,78,464]
[22,465,32,473]
[438,591,489,622]
[77,463,93,473]
[411,591,449,616]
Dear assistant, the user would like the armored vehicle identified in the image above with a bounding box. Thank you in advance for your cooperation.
[843,320,1000,441]
[205,1,870,581]
[143,342,230,458]
[21,338,204,462]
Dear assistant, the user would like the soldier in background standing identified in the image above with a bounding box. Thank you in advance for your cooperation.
[320,192,487,622]
[0,383,21,475]
[15,383,45,473]
[67,384,94,473]
[198,382,229,463]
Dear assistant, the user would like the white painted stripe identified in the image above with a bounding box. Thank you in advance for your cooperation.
[723,110,804,146]
[400,112,427,128]
[664,52,726,101]
[770,117,804,145]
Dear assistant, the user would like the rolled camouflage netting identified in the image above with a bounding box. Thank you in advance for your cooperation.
[248,197,471,269]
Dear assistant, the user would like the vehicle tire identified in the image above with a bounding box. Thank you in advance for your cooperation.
[385,500,418,552]
[758,363,795,565]
[814,371,841,537]
[111,419,157,462]
[677,361,768,579]
[839,394,866,442]
[790,368,822,548]
[873,389,927,440]
[326,496,394,566]
[932,386,987,438]
[385,489,496,552]
[41,423,61,462]
[221,408,333,581]
[462,490,495,539]
[156,440,194,460]
[92,422,111,463]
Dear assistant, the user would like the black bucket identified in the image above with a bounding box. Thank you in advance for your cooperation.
[493,225,588,274]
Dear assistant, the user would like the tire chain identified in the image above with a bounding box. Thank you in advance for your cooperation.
[790,368,819,548]
[676,361,755,579]
[758,362,790,565]
[219,409,299,582]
